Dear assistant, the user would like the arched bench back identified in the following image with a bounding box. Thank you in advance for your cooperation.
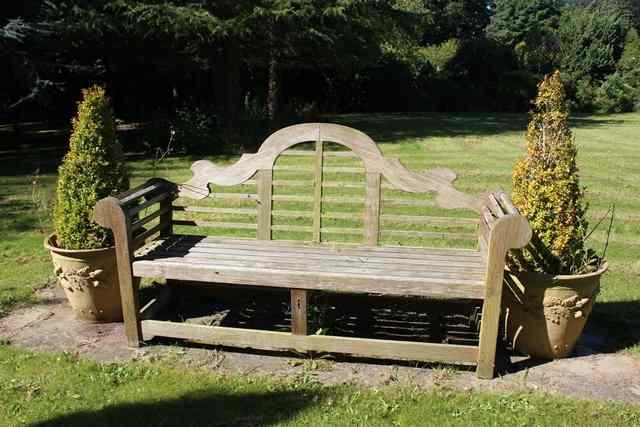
[175,123,481,246]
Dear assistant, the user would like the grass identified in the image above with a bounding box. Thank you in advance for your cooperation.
[0,112,639,424]
[0,166,56,317]
[1,343,639,426]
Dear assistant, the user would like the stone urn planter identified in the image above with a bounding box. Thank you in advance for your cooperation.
[503,262,607,359]
[45,234,122,322]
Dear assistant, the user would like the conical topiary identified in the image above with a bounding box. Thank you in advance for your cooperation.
[511,71,596,275]
[54,85,129,250]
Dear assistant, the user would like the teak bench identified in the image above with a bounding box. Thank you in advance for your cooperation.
[94,123,531,379]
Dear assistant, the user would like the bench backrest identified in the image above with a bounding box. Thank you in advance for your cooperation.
[174,123,482,248]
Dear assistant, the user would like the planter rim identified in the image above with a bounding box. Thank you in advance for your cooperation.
[44,234,114,256]
[509,261,608,281]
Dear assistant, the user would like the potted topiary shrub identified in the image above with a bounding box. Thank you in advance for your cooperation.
[44,86,129,322]
[504,71,608,359]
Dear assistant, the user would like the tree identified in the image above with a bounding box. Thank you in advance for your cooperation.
[558,2,629,82]
[595,27,640,113]
[420,0,491,44]
[40,1,421,128]
[54,86,129,250]
[41,0,243,132]
[0,1,54,116]
[564,0,638,28]
[0,19,30,112]
[243,1,422,120]
[487,0,561,74]
[512,71,594,274]
[618,26,640,73]
[488,0,560,48]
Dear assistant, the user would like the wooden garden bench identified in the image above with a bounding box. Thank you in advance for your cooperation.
[94,123,531,379]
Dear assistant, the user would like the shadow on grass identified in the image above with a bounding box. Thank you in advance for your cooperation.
[0,154,59,179]
[324,113,628,144]
[1,113,629,167]
[149,336,478,377]
[0,199,43,233]
[0,159,55,236]
[30,388,321,427]
[583,300,640,353]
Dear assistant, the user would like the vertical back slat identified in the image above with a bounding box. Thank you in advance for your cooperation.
[312,139,324,242]
[256,169,273,240]
[364,172,381,246]
[159,197,173,237]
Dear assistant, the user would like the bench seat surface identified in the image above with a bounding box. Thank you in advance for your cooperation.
[133,235,487,300]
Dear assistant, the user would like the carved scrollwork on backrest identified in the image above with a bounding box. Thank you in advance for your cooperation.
[178,123,481,212]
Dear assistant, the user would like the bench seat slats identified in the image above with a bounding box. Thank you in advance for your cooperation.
[148,235,484,259]
[133,260,485,299]
[136,253,486,278]
[133,235,487,299]
[136,256,485,282]
[138,243,486,270]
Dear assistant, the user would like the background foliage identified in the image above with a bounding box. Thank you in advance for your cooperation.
[2,0,640,148]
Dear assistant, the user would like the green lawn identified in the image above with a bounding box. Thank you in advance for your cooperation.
[1,344,639,426]
[1,112,639,425]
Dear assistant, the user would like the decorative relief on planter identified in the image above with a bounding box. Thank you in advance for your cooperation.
[523,294,595,325]
[54,266,107,291]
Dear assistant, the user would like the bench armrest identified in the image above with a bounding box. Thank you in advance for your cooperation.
[477,189,532,294]
[93,178,176,349]
[477,189,532,303]
[477,190,531,256]
[475,191,531,379]
[94,178,178,256]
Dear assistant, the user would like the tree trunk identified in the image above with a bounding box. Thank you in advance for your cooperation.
[267,55,280,122]
[170,84,178,113]
[221,39,241,139]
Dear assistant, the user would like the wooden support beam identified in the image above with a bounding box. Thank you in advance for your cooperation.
[476,215,532,379]
[141,320,480,365]
[94,197,142,347]
[291,289,309,335]
[159,196,173,237]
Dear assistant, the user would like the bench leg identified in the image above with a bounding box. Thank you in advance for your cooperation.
[476,294,501,379]
[291,289,309,335]
[121,275,142,347]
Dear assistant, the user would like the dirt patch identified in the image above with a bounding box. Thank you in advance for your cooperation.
[1,285,639,404]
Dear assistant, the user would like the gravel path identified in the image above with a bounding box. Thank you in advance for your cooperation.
[2,285,639,404]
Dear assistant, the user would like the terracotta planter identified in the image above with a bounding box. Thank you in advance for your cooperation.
[503,262,608,359]
[44,235,123,322]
